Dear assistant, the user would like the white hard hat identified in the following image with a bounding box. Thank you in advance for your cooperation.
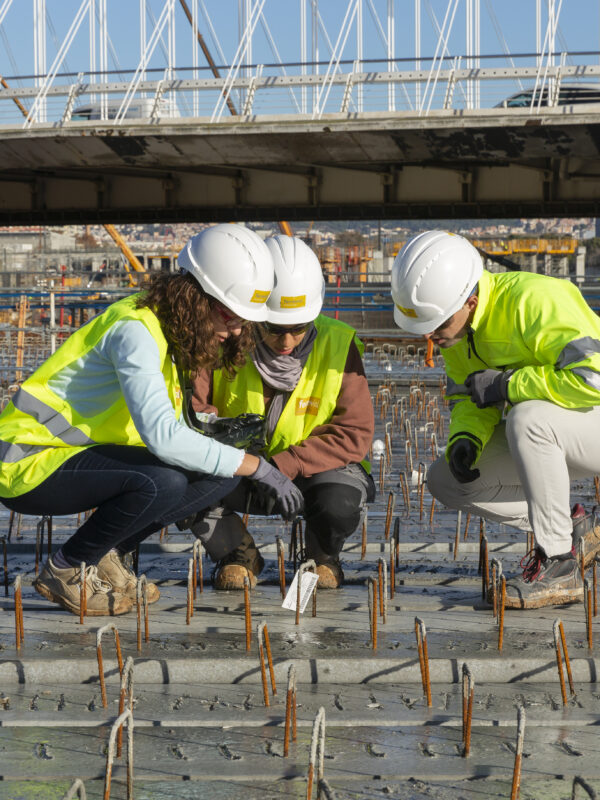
[177,223,274,321]
[264,235,325,324]
[391,230,483,334]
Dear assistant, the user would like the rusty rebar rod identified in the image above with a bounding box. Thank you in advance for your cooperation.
[103,708,133,800]
[117,656,134,760]
[2,536,8,597]
[580,539,586,583]
[96,623,124,709]
[244,575,252,651]
[136,576,149,650]
[453,510,462,561]
[584,577,593,650]
[79,562,87,625]
[554,619,576,705]
[389,534,396,600]
[34,519,43,576]
[306,707,326,800]
[463,512,471,541]
[296,559,317,626]
[377,558,388,623]
[415,616,432,707]
[283,663,297,757]
[490,558,501,617]
[192,539,204,596]
[186,558,193,625]
[367,576,378,650]
[498,576,507,651]
[479,534,489,596]
[393,517,400,570]
[277,536,286,598]
[594,556,599,618]
[429,496,436,528]
[360,509,368,560]
[510,706,526,800]
[14,574,24,649]
[290,518,304,573]
[384,491,395,540]
[595,475,600,504]
[257,621,277,707]
[45,515,53,556]
[462,663,474,757]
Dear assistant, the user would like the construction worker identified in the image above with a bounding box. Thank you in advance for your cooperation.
[189,235,375,589]
[0,224,304,616]
[391,229,600,609]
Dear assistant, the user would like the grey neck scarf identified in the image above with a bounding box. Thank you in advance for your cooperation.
[252,323,318,434]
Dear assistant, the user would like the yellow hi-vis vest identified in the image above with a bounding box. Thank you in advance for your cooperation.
[0,294,182,498]
[212,314,363,458]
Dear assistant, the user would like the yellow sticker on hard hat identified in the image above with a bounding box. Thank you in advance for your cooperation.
[250,289,270,304]
[295,396,320,416]
[280,295,306,309]
[395,303,418,319]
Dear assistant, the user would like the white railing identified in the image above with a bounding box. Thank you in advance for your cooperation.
[1,57,600,127]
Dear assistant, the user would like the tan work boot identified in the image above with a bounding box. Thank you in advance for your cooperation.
[96,550,160,604]
[315,561,344,589]
[571,504,600,567]
[33,556,132,616]
[214,530,264,590]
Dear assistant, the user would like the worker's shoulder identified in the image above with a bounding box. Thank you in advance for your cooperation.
[491,269,579,302]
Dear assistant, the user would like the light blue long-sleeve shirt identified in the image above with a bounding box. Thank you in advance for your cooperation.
[47,318,244,477]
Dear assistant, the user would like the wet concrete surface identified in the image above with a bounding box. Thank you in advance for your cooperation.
[2,372,600,797]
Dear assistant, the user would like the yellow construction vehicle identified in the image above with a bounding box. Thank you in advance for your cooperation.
[103,224,147,287]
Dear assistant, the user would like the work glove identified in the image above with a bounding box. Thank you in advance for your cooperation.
[464,369,513,409]
[448,438,480,484]
[251,457,304,520]
[194,412,267,450]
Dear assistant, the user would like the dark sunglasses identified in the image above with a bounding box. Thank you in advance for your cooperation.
[260,321,310,336]
[210,298,249,328]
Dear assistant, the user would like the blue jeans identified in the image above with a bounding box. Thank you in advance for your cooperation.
[1,445,239,565]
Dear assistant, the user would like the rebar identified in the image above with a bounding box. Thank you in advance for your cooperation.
[45,515,53,556]
[283,663,297,757]
[463,512,471,541]
[490,558,501,617]
[399,471,410,513]
[14,573,24,649]
[393,517,400,569]
[384,491,395,540]
[117,656,134,760]
[132,543,139,576]
[510,706,526,800]
[595,475,600,504]
[414,616,432,707]
[186,558,194,625]
[453,510,462,561]
[79,562,87,624]
[296,559,318,625]
[584,577,593,650]
[367,576,378,650]
[63,779,87,799]
[192,539,204,596]
[429,496,436,528]
[572,776,598,799]
[277,536,286,598]
[498,575,506,651]
[136,575,149,651]
[579,539,586,582]
[360,510,367,560]
[595,556,600,617]
[96,623,124,710]
[389,533,395,600]
[306,707,326,800]
[480,535,489,597]
[34,519,43,576]
[377,558,388,623]
[553,619,576,705]
[2,536,7,597]
[244,575,252,651]
[290,518,304,572]
[103,708,133,800]
[257,620,276,707]
[461,663,474,757]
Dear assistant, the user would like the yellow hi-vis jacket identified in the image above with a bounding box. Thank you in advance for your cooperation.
[445,269,600,463]
[0,294,182,498]
[212,314,363,459]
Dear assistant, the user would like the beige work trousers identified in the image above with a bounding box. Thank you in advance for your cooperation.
[427,400,600,557]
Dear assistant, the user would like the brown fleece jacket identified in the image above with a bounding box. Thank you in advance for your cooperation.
[191,340,374,480]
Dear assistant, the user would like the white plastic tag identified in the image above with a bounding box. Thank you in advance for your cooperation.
[282,569,319,613]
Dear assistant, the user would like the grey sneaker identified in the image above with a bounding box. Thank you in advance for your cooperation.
[505,548,583,609]
[33,556,132,616]
[96,550,160,604]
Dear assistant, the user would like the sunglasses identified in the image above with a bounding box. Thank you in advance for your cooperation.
[260,321,310,336]
[210,299,249,328]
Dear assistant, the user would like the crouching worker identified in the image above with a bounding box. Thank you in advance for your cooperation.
[188,235,375,590]
[0,223,304,616]
[391,230,600,610]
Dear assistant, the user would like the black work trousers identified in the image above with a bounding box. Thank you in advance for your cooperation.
[2,445,239,566]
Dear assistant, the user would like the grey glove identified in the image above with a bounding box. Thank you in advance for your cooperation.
[448,438,480,484]
[464,369,513,408]
[251,457,304,520]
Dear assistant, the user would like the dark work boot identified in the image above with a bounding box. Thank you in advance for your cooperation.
[504,547,583,609]
[214,530,265,590]
[571,503,600,566]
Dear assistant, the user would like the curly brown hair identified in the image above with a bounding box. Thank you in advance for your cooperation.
[136,272,254,376]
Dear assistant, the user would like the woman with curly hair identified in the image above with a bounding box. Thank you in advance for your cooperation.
[0,223,303,616]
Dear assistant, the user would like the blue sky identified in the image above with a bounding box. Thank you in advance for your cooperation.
[0,1,597,82]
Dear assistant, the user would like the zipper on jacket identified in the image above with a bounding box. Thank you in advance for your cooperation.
[466,326,490,367]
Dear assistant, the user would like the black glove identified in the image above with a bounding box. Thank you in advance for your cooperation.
[195,413,267,450]
[251,457,304,520]
[448,439,480,484]
[464,369,513,408]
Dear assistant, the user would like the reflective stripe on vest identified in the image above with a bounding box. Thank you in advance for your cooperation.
[0,294,182,497]
[213,314,360,458]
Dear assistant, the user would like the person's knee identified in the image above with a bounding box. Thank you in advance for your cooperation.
[305,483,363,532]
[133,465,189,504]
[427,456,456,505]
[505,400,549,447]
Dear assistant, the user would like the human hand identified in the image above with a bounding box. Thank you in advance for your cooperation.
[464,369,513,408]
[251,457,304,520]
